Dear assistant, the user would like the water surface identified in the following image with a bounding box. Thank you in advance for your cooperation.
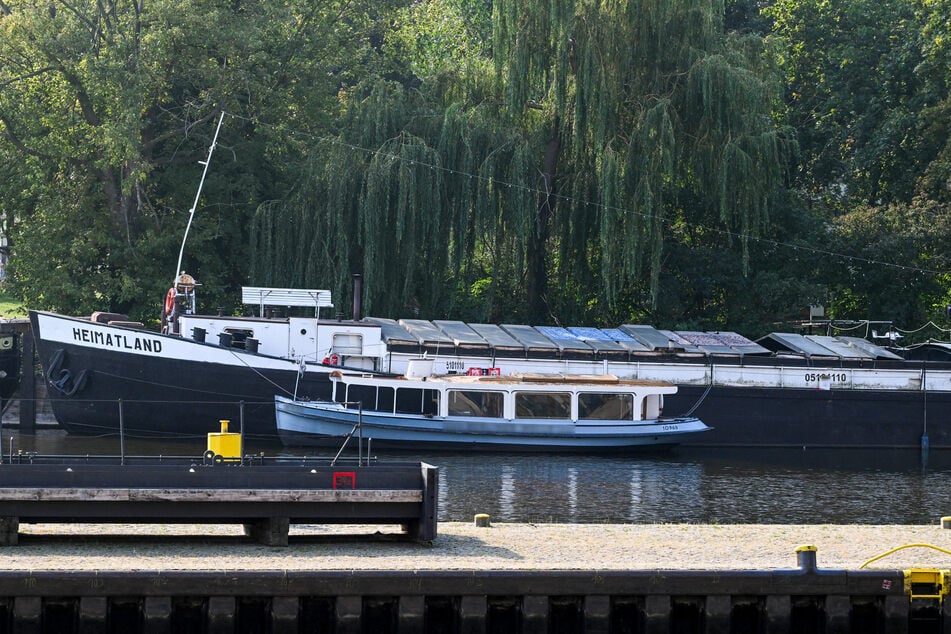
[3,429,946,525]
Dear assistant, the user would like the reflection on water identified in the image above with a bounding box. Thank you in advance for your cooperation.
[3,429,950,525]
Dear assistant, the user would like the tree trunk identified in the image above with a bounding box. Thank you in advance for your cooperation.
[526,115,559,323]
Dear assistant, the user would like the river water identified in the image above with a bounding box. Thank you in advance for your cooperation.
[3,429,948,525]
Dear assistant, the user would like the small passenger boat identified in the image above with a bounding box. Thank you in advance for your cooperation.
[275,362,711,451]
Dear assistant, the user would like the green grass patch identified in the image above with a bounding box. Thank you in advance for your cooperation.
[0,289,26,318]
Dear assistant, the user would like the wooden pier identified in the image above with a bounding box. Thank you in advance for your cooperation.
[0,456,437,546]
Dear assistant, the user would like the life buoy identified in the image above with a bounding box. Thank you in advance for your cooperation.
[164,288,176,315]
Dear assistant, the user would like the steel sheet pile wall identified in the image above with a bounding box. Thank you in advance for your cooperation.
[0,563,946,633]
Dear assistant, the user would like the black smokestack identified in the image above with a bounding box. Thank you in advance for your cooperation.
[352,273,363,321]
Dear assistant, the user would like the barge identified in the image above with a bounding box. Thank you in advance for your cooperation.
[26,279,951,448]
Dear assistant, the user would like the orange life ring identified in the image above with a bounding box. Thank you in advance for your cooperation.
[164,288,176,315]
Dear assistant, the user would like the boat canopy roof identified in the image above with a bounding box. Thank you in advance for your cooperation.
[467,323,524,352]
[890,341,951,362]
[756,332,900,360]
[359,317,805,359]
[242,287,332,314]
[359,316,902,362]
[432,320,492,349]
[363,317,417,347]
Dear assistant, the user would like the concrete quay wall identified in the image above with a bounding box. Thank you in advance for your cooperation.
[0,565,930,633]
[3,522,951,632]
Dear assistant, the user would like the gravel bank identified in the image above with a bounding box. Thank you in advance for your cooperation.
[5,522,951,572]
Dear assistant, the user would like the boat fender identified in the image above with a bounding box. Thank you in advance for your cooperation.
[330,353,339,365]
[164,288,176,315]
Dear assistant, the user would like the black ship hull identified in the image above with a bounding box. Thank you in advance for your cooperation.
[666,384,948,449]
[30,310,951,448]
[31,311,336,440]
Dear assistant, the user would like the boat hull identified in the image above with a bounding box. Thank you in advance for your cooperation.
[274,396,708,451]
[30,310,337,439]
[28,310,951,448]
[665,384,950,449]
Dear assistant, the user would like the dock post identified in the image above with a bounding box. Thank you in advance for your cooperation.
[522,595,549,634]
[583,595,611,633]
[335,596,362,634]
[643,595,670,634]
[460,595,487,632]
[239,400,245,463]
[142,596,172,634]
[79,597,108,631]
[206,596,235,634]
[398,596,425,633]
[765,595,790,631]
[705,595,732,634]
[270,596,299,634]
[243,518,290,547]
[18,332,35,434]
[825,595,851,631]
[119,399,126,465]
[0,517,19,546]
[13,596,41,632]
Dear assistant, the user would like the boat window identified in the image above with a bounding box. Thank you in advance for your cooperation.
[448,391,504,418]
[578,393,634,420]
[515,392,570,419]
[396,387,440,416]
[345,384,377,410]
[377,386,395,412]
[333,333,363,355]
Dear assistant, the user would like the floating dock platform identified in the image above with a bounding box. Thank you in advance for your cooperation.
[0,453,437,546]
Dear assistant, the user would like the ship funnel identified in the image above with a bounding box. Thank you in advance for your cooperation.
[352,273,363,321]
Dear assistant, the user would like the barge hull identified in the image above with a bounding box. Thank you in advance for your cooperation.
[667,384,951,448]
[29,310,951,448]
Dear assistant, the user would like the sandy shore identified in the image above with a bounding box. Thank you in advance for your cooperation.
[5,522,951,572]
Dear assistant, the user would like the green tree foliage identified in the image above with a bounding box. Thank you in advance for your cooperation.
[767,0,947,206]
[822,198,951,325]
[252,0,799,327]
[766,0,951,326]
[916,0,951,201]
[0,0,389,320]
[3,0,950,336]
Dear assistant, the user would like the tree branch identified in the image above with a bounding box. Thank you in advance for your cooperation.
[0,110,56,162]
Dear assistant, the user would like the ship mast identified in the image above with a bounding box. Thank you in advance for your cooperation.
[173,111,226,285]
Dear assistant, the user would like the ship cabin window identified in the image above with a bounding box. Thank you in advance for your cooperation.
[333,333,363,355]
[395,387,440,416]
[578,393,634,421]
[515,392,571,419]
[223,328,254,349]
[337,384,395,411]
[448,390,504,418]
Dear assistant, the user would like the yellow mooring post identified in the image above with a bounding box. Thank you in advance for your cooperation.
[206,419,241,463]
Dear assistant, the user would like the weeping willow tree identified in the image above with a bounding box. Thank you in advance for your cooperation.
[252,0,794,324]
[251,74,537,319]
[493,0,796,320]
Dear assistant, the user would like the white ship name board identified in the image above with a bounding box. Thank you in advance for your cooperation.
[71,326,163,353]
